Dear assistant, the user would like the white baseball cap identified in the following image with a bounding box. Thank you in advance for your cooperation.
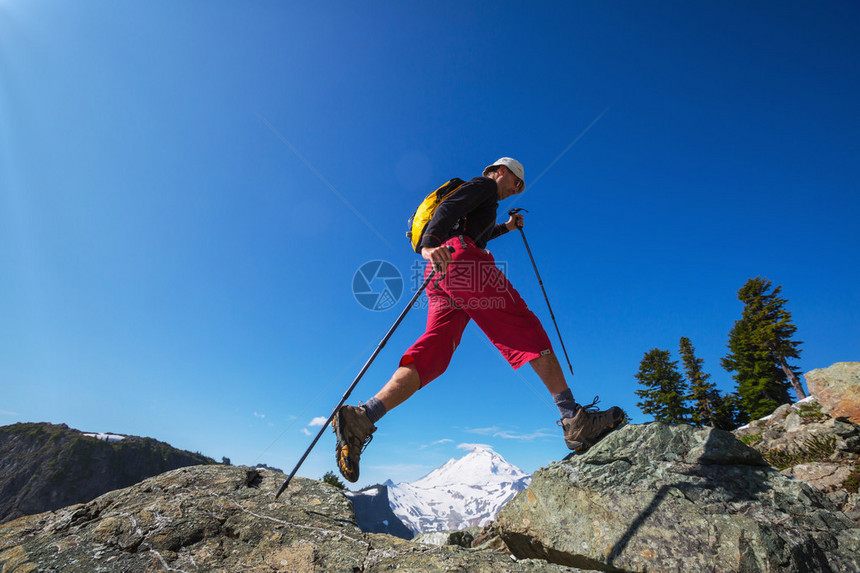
[483,157,525,190]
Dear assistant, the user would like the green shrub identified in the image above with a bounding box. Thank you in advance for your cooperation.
[802,434,837,459]
[763,434,837,470]
[739,433,762,447]
[796,401,826,422]
[843,464,859,494]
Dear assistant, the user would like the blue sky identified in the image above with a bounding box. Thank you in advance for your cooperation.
[2,1,858,488]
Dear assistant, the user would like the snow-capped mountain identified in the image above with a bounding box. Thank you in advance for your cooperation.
[385,446,530,534]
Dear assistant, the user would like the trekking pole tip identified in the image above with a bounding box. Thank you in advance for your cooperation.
[275,477,292,499]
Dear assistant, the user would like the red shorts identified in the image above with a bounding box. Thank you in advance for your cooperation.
[401,236,553,387]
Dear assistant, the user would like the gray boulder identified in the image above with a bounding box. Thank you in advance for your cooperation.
[496,423,860,572]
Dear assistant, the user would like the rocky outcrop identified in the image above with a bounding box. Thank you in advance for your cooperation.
[733,396,860,523]
[806,362,860,424]
[496,423,860,572]
[0,422,215,524]
[0,465,585,572]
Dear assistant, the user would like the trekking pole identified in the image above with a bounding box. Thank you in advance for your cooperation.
[508,208,574,376]
[275,252,450,499]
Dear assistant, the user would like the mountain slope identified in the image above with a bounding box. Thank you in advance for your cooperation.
[386,446,531,534]
[0,422,215,524]
[343,484,415,539]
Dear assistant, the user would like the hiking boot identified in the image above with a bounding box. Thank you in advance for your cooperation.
[332,405,376,483]
[560,398,623,452]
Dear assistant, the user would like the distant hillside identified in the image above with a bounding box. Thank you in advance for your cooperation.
[344,483,414,540]
[0,422,215,524]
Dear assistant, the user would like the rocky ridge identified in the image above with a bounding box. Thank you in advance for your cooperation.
[2,363,858,571]
[4,422,858,572]
[0,465,580,572]
[0,422,215,524]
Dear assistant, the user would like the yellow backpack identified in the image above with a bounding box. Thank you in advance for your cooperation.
[406,178,465,253]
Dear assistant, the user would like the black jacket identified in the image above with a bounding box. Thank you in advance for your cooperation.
[418,176,509,250]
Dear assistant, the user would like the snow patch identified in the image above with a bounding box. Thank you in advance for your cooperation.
[735,395,818,431]
[345,487,380,498]
[83,433,126,442]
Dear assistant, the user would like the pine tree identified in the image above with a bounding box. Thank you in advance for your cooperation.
[713,391,748,429]
[678,337,717,427]
[678,337,744,430]
[635,348,690,424]
[722,277,803,420]
[322,470,345,490]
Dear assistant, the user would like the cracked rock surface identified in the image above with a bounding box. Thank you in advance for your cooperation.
[496,423,860,573]
[0,465,582,572]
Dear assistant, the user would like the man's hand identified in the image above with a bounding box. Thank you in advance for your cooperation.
[421,245,453,277]
[505,211,524,231]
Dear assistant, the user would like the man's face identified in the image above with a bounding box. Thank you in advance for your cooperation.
[496,166,524,200]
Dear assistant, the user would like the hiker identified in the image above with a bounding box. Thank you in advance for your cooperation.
[333,158,622,482]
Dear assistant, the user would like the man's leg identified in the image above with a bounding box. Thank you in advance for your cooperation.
[374,365,421,412]
[529,352,580,421]
[333,366,423,483]
[436,245,624,452]
[334,257,468,482]
[529,352,569,395]
[358,365,421,426]
[529,351,624,451]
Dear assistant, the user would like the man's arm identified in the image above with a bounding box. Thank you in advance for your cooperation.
[490,211,524,241]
